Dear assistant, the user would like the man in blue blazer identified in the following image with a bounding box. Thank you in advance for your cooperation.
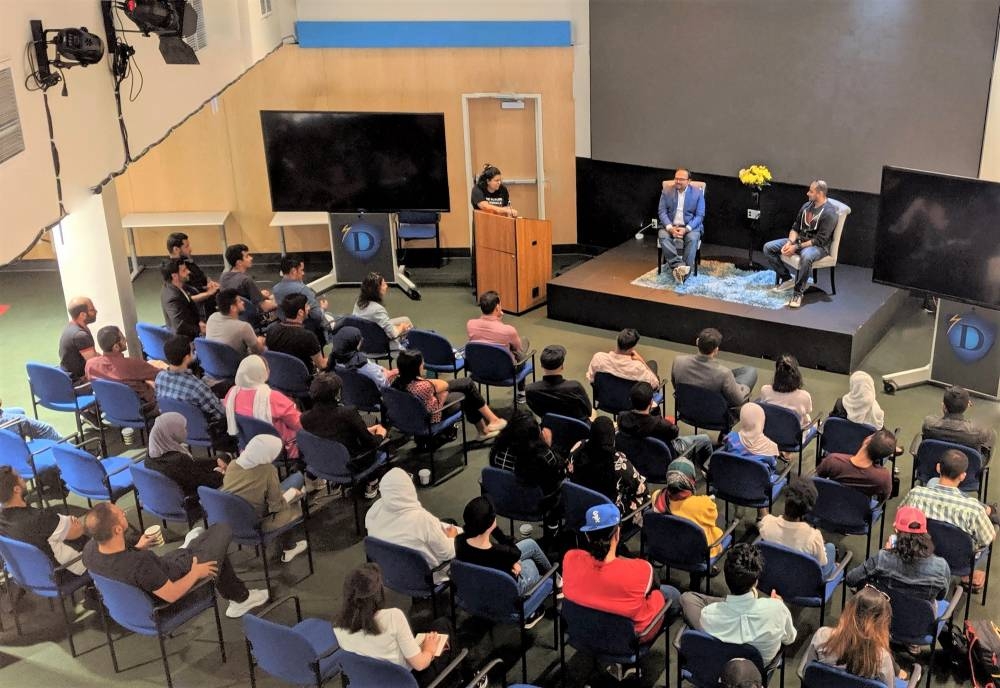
[657,168,705,283]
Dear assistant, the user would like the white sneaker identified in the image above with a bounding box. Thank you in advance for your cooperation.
[788,293,803,308]
[487,419,508,433]
[671,265,684,283]
[180,526,205,549]
[281,539,308,563]
[225,588,269,618]
[772,279,796,292]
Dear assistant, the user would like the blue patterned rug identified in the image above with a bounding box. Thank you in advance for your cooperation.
[631,260,794,310]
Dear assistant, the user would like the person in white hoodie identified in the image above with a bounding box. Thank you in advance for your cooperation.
[365,468,459,582]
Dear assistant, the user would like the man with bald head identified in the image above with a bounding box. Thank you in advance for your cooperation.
[59,297,98,386]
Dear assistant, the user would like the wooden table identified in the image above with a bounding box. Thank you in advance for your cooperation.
[121,211,231,281]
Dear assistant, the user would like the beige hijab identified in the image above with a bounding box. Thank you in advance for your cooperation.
[841,371,885,428]
[737,403,780,456]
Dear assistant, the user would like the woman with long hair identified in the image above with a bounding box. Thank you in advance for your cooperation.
[570,416,648,517]
[392,348,506,442]
[224,354,303,458]
[352,271,413,343]
[471,163,518,218]
[144,411,225,497]
[758,354,813,428]
[831,370,886,429]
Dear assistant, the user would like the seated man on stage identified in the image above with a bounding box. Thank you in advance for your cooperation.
[657,168,705,284]
[764,180,838,309]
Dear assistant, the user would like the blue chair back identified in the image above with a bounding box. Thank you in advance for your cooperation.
[562,481,615,532]
[809,476,877,533]
[130,462,191,523]
[802,661,888,688]
[820,417,876,457]
[707,452,775,506]
[450,560,522,623]
[541,413,591,457]
[244,613,333,686]
[26,362,77,406]
[643,512,712,570]
[136,322,172,361]
[674,383,731,432]
[296,430,354,482]
[382,387,436,436]
[677,628,768,687]
[92,378,147,428]
[887,589,938,645]
[238,296,262,329]
[615,433,673,482]
[914,439,984,493]
[592,373,639,415]
[197,485,261,541]
[90,571,159,635]
[757,540,825,604]
[561,599,641,660]
[156,397,213,447]
[405,329,461,374]
[193,338,242,381]
[263,350,311,399]
[51,443,112,499]
[337,366,383,413]
[0,429,41,477]
[398,210,439,229]
[481,466,546,523]
[0,535,61,597]
[926,518,976,577]
[337,650,418,688]
[759,402,804,449]
[465,342,518,386]
[338,316,392,360]
[235,413,281,452]
[364,536,437,599]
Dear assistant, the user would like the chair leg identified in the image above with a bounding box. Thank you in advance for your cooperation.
[829,267,836,295]
[352,492,362,535]
[246,639,257,688]
[212,596,227,662]
[520,625,528,684]
[303,521,315,576]
[7,580,23,636]
[158,631,174,688]
[260,540,273,598]
[97,595,120,673]
[797,447,804,476]
[59,594,78,657]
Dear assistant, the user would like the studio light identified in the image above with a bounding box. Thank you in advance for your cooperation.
[118,0,199,65]
[27,20,105,93]
[52,28,105,66]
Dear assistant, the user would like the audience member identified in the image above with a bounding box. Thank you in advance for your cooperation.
[393,349,506,442]
[618,381,713,469]
[328,326,397,390]
[219,243,277,312]
[758,477,836,575]
[166,232,219,317]
[671,328,758,417]
[221,435,308,564]
[829,371,885,429]
[160,258,204,338]
[720,658,764,688]
[570,416,648,517]
[205,288,265,357]
[0,399,61,441]
[722,403,781,472]
[144,412,224,498]
[265,293,327,374]
[467,290,530,361]
[352,271,412,343]
[921,385,995,461]
[82,502,268,618]
[758,354,812,427]
[815,429,895,502]
[58,296,98,386]
[525,344,593,421]
[587,328,659,388]
[85,325,162,415]
[680,543,796,663]
[272,255,333,342]
[224,354,302,458]
[846,505,950,600]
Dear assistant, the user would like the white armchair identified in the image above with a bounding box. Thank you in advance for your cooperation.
[656,180,707,276]
[780,197,851,295]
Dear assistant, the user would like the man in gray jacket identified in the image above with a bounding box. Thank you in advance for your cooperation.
[671,328,757,422]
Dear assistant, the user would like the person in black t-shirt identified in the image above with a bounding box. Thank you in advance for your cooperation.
[58,297,98,386]
[265,294,327,374]
[167,232,220,318]
[525,344,593,421]
[617,382,714,469]
[470,163,518,218]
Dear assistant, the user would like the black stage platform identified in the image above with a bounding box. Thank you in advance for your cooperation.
[547,238,907,374]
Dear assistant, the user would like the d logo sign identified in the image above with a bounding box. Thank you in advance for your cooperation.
[340,223,382,262]
[947,311,996,364]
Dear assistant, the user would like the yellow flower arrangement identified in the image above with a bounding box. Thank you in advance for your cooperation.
[738,164,773,190]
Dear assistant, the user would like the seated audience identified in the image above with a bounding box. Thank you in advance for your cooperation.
[224,354,302,458]
[58,296,98,387]
[846,505,950,601]
[144,412,224,498]
[720,658,763,688]
[671,327,758,417]
[722,403,781,472]
[570,416,648,517]
[393,349,506,442]
[800,585,903,687]
[525,344,593,421]
[219,243,277,312]
[587,327,659,388]
[0,399,61,441]
[221,435,308,564]
[85,325,162,416]
[82,502,268,618]
[271,255,333,342]
[680,543,796,663]
[328,326,396,390]
[921,384,995,461]
[365,468,458,583]
[205,288,264,357]
[758,354,812,427]
[352,271,412,343]
[618,381,713,469]
[160,258,204,338]
[265,293,327,374]
[166,231,220,317]
[815,429,895,502]
[758,477,836,575]
[467,290,531,361]
[830,371,885,429]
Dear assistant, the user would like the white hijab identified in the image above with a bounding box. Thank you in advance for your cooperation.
[841,371,885,429]
[737,403,780,456]
[225,354,272,435]
[234,434,283,470]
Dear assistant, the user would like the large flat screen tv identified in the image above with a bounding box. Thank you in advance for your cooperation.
[260,110,451,213]
[874,166,1000,310]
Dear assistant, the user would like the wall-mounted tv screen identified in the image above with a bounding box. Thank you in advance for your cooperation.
[874,166,1000,310]
[261,110,451,213]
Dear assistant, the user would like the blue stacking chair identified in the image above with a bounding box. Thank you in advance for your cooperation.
[130,462,205,530]
[818,416,876,458]
[927,518,992,621]
[296,430,388,534]
[0,535,94,657]
[592,372,663,416]
[800,659,921,688]
[911,438,988,499]
[541,413,590,457]
[382,386,467,485]
[364,536,450,617]
[193,337,242,382]
[559,598,674,687]
[91,572,225,688]
[337,648,469,688]
[405,329,464,377]
[243,595,341,688]
[450,560,559,684]
[756,540,853,627]
[91,378,151,451]
[156,396,214,450]
[263,350,312,403]
[643,512,738,594]
[886,587,963,688]
[0,427,60,507]
[136,322,173,361]
[464,342,535,408]
[562,481,645,545]
[197,485,314,596]
[758,402,820,476]
[481,466,549,536]
[675,627,784,687]
[234,413,291,476]
[26,361,98,437]
[674,383,732,435]
[397,210,443,268]
[338,316,394,366]
[51,440,143,528]
[807,476,885,558]
[615,433,676,482]
[706,451,791,523]
[336,366,385,422]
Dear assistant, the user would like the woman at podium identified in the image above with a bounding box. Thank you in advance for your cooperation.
[471,163,518,218]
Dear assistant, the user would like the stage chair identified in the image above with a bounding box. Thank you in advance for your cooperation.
[397,211,444,268]
[779,198,851,295]
[657,180,707,276]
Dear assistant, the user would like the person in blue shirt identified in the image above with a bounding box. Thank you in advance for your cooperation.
[657,168,705,284]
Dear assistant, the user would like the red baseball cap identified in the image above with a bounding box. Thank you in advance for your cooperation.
[893,506,927,534]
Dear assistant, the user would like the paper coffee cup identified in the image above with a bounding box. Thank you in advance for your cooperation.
[144,524,164,546]
[418,468,432,486]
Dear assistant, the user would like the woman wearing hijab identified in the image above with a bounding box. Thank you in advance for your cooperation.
[722,403,781,470]
[327,325,398,390]
[144,412,225,498]
[224,354,302,458]
[830,371,886,429]
[221,435,308,563]
[365,468,459,584]
[569,416,648,517]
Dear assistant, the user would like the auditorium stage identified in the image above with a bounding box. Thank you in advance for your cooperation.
[547,237,908,374]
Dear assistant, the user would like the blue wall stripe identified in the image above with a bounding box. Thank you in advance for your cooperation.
[296,21,572,49]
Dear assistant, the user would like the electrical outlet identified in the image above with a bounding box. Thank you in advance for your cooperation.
[747,209,761,220]
[651,218,659,228]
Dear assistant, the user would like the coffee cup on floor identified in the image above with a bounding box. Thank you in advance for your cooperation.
[418,469,432,486]
[144,524,165,547]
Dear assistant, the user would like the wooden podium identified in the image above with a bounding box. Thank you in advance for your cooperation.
[473,210,552,314]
